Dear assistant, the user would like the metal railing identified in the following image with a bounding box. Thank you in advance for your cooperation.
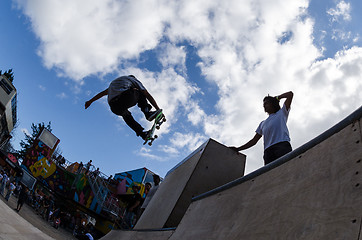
[86,165,121,217]
[50,156,122,218]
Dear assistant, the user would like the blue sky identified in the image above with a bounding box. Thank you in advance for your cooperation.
[1,0,361,178]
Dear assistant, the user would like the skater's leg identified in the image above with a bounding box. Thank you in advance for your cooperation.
[137,92,152,114]
[109,89,138,114]
[136,91,162,121]
[121,110,146,138]
[109,90,148,139]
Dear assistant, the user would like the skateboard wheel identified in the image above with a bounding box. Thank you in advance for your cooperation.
[148,142,152,146]
[154,135,158,138]
[156,126,160,130]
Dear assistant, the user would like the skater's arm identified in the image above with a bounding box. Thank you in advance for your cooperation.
[141,90,160,110]
[229,133,262,152]
[276,91,293,111]
[85,89,108,109]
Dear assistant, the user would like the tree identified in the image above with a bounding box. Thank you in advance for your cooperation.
[0,69,14,83]
[16,122,52,161]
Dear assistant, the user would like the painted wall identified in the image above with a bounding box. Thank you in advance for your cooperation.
[22,138,103,214]
[23,139,74,196]
[114,167,155,198]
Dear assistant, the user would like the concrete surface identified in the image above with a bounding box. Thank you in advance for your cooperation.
[101,229,175,240]
[0,197,55,240]
[134,139,245,229]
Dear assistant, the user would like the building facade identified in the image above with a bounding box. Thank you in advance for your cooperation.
[0,74,17,145]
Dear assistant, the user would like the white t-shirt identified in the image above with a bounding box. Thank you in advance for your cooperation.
[9,182,15,191]
[256,104,290,150]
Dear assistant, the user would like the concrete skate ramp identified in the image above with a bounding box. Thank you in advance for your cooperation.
[101,106,362,240]
[101,229,175,240]
[170,106,362,240]
[135,139,246,229]
[0,198,54,240]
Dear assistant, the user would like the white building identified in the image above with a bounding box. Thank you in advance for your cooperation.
[0,74,17,144]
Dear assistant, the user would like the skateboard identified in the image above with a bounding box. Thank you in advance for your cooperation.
[143,110,166,146]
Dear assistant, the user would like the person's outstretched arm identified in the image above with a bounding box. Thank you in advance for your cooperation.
[85,89,108,109]
[230,133,262,152]
[276,91,293,111]
[141,90,160,110]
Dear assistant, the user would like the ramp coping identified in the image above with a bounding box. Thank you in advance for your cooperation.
[193,105,362,202]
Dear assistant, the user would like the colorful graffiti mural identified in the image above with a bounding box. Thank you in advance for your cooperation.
[7,153,18,164]
[22,137,75,197]
[72,173,104,214]
[114,168,158,198]
[21,129,103,213]
[20,129,162,234]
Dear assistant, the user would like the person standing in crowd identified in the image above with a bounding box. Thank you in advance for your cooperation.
[16,185,29,212]
[77,162,84,174]
[85,160,92,175]
[0,171,8,195]
[92,168,100,178]
[139,175,161,215]
[124,185,142,228]
[5,181,16,201]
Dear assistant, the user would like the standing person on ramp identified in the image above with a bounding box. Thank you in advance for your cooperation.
[230,91,294,165]
[85,75,162,140]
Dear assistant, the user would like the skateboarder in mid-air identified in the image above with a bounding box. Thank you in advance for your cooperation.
[85,75,162,140]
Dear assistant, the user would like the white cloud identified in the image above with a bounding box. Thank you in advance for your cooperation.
[327,1,351,22]
[186,101,206,126]
[325,1,358,43]
[158,145,179,155]
[38,85,46,91]
[353,34,360,43]
[331,29,352,41]
[56,92,68,99]
[14,0,170,80]
[15,0,362,173]
[137,147,165,161]
[158,43,187,74]
[291,46,362,140]
[170,132,207,152]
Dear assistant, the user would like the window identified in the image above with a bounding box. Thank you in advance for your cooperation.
[0,115,8,135]
[11,94,17,125]
[0,79,13,94]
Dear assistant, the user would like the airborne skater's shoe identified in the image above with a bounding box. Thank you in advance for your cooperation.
[140,130,150,140]
[146,109,163,121]
[143,110,166,146]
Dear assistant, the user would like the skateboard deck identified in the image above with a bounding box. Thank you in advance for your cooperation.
[143,110,166,146]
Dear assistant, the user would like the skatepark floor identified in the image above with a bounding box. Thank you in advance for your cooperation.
[0,193,76,240]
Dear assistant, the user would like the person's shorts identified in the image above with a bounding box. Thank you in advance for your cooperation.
[109,89,139,116]
[263,141,292,165]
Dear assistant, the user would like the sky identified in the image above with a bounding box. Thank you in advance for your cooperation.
[0,0,361,178]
